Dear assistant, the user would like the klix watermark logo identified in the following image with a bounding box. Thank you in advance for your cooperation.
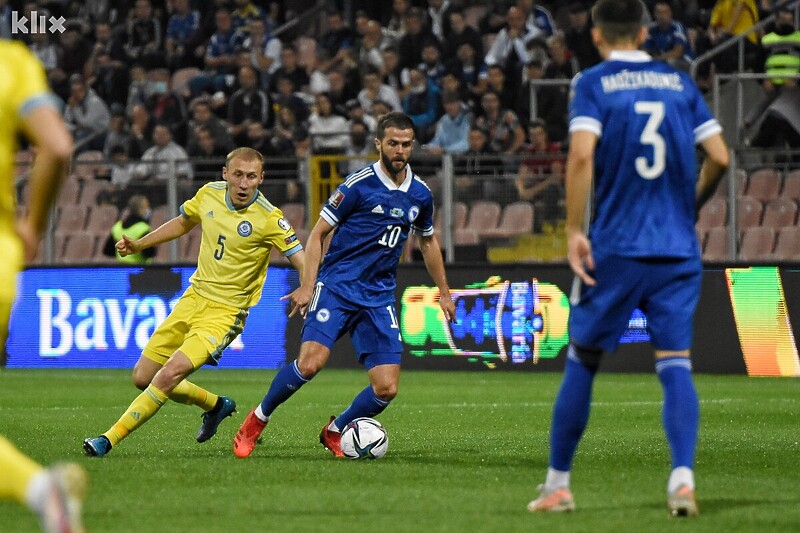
[11,11,66,34]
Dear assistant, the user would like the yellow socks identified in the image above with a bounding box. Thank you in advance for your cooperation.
[169,380,218,411]
[104,384,168,446]
[0,436,43,504]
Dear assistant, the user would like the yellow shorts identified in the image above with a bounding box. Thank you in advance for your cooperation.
[142,286,248,369]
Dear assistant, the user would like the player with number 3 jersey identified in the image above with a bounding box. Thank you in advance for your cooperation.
[234,112,455,459]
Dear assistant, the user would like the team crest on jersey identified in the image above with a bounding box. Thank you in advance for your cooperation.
[390,207,404,218]
[316,308,330,323]
[408,206,420,222]
[237,221,253,237]
[328,190,345,208]
[277,217,292,232]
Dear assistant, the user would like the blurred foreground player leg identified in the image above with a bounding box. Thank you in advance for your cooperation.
[234,113,455,458]
[526,0,729,516]
[0,41,87,531]
[83,149,305,456]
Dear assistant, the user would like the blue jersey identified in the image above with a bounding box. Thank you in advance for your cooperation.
[569,50,721,258]
[319,162,434,307]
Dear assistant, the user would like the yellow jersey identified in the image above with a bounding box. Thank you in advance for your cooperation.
[180,181,302,309]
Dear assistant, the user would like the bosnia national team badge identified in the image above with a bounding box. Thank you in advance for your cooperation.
[328,190,345,208]
[390,207,404,218]
[317,308,330,322]
[277,217,292,232]
[237,221,253,237]
[408,206,420,222]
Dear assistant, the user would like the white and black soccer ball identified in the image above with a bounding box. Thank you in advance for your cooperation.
[340,417,389,460]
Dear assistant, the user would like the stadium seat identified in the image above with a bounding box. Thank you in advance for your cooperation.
[781,169,800,202]
[55,178,81,207]
[761,197,798,229]
[150,205,169,229]
[85,205,119,234]
[769,226,800,260]
[714,168,747,198]
[79,180,113,205]
[736,195,763,229]
[434,202,469,236]
[454,228,480,245]
[170,67,201,98]
[56,205,88,235]
[738,226,775,261]
[480,201,534,239]
[280,202,306,230]
[183,232,200,262]
[745,168,781,202]
[465,200,501,233]
[696,227,707,249]
[696,197,727,230]
[73,151,107,181]
[60,231,96,264]
[703,226,730,261]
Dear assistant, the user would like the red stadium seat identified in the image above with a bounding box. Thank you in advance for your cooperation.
[55,178,81,207]
[85,205,119,234]
[465,200,501,233]
[761,198,798,229]
[745,168,781,202]
[738,226,775,261]
[60,231,96,264]
[781,169,800,202]
[769,226,800,260]
[79,180,113,205]
[714,168,747,198]
[72,151,107,181]
[56,205,89,235]
[696,197,727,231]
[280,203,306,230]
[736,195,763,230]
[703,226,730,261]
[480,201,534,239]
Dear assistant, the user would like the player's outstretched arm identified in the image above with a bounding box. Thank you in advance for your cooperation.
[282,218,333,317]
[696,133,730,212]
[565,130,597,287]
[17,106,73,261]
[417,234,455,321]
[116,215,196,256]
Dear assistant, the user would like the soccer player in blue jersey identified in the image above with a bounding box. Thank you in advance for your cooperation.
[527,0,729,517]
[234,112,455,458]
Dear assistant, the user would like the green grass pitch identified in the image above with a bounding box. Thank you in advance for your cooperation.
[1,368,798,532]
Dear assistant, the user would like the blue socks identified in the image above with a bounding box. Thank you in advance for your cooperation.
[656,356,699,469]
[259,360,309,418]
[549,344,599,472]
[333,386,390,431]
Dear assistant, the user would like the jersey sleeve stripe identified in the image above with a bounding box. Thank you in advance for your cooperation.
[694,119,722,144]
[283,242,303,256]
[320,207,339,227]
[569,116,603,137]
[19,93,59,117]
[411,225,434,236]
[344,166,374,186]
[179,205,190,218]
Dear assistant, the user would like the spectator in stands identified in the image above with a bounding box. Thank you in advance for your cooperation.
[539,34,578,141]
[473,89,525,156]
[453,127,502,202]
[144,68,188,143]
[50,22,93,101]
[29,30,59,77]
[124,0,163,69]
[103,195,156,264]
[64,74,111,152]
[564,2,602,71]
[398,7,440,72]
[308,92,349,156]
[517,0,556,38]
[479,1,515,35]
[86,21,129,106]
[748,8,800,150]
[231,0,267,37]
[129,103,154,158]
[244,18,282,91]
[371,99,393,122]
[403,67,442,143]
[446,42,485,104]
[387,0,411,41]
[132,124,193,205]
[328,69,358,116]
[187,125,229,180]
[319,10,356,69]
[126,65,149,116]
[287,126,311,202]
[107,146,135,205]
[444,9,484,62]
[358,68,402,113]
[484,6,544,73]
[189,7,245,97]
[272,76,310,122]
[423,91,472,155]
[419,42,447,88]
[381,47,404,93]
[166,0,202,70]
[345,99,377,133]
[707,0,761,73]
[427,0,457,43]
[485,64,520,117]
[342,119,376,174]
[103,104,134,158]
[643,1,694,72]
[186,97,235,154]
[515,118,564,231]
[269,107,301,157]
[227,65,270,145]
[243,121,273,155]
[269,46,310,96]
[356,19,394,74]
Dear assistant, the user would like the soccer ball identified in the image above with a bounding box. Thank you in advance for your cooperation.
[340,417,389,460]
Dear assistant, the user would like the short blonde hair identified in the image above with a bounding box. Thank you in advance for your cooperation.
[225,147,264,169]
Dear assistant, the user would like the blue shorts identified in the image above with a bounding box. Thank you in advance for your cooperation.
[301,283,403,369]
[568,253,702,352]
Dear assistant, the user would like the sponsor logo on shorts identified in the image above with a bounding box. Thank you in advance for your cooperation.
[317,308,330,322]
[328,190,345,209]
[237,221,253,237]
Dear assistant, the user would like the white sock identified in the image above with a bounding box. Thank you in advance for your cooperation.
[544,467,570,491]
[327,420,340,433]
[668,466,695,494]
[24,470,51,513]
[254,405,269,423]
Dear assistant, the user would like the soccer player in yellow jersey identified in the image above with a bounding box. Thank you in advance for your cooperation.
[0,40,88,532]
[83,147,305,457]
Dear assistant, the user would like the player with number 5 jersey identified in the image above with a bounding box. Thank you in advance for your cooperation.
[234,112,455,459]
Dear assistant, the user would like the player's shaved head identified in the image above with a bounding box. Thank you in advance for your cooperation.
[592,0,643,44]
[225,147,264,169]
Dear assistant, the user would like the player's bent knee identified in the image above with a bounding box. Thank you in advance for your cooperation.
[569,342,603,370]
[132,371,150,391]
[372,383,398,401]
